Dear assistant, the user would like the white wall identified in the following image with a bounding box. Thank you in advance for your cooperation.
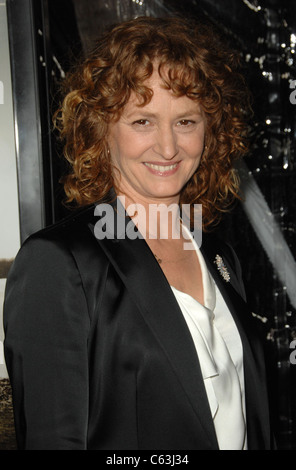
[0,0,21,378]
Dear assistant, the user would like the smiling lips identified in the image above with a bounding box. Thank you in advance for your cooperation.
[143,162,180,176]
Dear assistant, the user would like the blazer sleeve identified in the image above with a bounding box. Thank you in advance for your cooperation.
[3,235,91,450]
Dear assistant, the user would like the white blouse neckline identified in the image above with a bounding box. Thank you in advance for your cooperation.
[170,229,247,450]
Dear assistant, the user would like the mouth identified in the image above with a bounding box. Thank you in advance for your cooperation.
[143,162,180,176]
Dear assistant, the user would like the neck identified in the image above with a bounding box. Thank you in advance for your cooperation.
[116,192,181,241]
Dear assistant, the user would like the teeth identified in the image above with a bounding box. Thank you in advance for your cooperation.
[145,163,177,172]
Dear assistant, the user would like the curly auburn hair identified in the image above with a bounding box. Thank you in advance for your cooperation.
[55,16,251,229]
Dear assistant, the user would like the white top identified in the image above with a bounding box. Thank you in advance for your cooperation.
[171,232,247,450]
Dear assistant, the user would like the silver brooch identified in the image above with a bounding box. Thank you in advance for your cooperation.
[214,254,230,282]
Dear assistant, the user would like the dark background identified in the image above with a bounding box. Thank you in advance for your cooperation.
[5,0,296,449]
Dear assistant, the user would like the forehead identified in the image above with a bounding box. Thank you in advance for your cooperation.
[125,70,202,114]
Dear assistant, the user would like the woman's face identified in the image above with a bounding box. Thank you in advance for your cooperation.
[107,72,206,205]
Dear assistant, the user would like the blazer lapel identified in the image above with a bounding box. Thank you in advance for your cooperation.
[200,235,272,449]
[88,198,219,449]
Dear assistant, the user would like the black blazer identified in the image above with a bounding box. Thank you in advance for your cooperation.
[3,199,272,450]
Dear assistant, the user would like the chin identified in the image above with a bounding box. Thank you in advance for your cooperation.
[148,192,181,202]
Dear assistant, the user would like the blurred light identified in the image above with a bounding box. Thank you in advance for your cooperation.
[262,70,273,81]
[243,0,262,12]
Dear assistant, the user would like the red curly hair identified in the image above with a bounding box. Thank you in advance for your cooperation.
[55,16,251,229]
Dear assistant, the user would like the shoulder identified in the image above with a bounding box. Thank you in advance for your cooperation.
[23,203,98,251]
[5,204,110,323]
[28,203,97,245]
[201,231,241,267]
[7,203,108,285]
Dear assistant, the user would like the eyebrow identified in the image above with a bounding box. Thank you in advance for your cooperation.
[124,108,203,120]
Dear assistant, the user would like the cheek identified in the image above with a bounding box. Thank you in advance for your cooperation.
[110,131,149,162]
[185,137,205,161]
[190,156,202,176]
[183,138,205,175]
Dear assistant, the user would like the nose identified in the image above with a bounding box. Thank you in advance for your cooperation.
[153,126,179,160]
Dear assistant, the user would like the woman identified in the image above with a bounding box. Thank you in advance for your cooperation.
[4,16,272,450]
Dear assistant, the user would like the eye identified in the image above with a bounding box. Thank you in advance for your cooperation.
[132,119,150,126]
[177,119,195,126]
